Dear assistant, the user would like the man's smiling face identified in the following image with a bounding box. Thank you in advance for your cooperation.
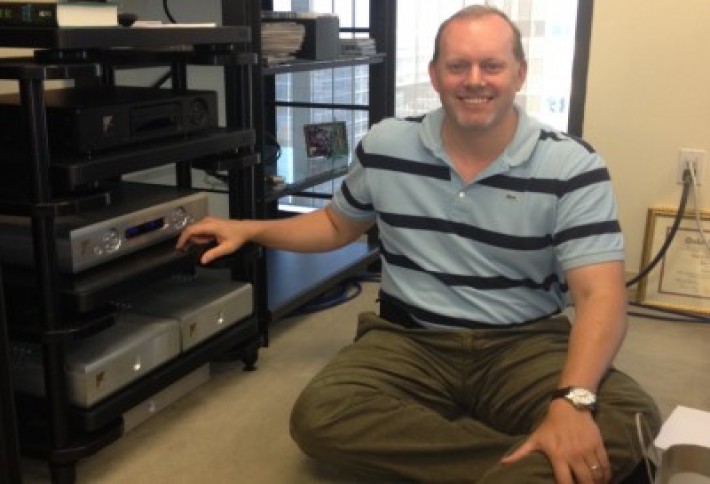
[429,14,527,136]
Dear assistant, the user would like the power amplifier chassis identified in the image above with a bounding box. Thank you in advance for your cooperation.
[0,86,218,153]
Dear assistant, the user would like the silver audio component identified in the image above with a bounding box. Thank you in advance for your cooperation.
[115,267,254,352]
[0,183,208,273]
[122,364,211,433]
[11,312,180,408]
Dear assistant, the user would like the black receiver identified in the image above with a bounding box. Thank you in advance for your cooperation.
[0,86,218,154]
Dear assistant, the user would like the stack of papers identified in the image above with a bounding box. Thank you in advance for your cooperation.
[655,405,710,451]
[261,21,305,64]
[340,38,376,56]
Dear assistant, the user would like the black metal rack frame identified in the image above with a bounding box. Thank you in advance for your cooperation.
[0,27,263,484]
[0,265,22,483]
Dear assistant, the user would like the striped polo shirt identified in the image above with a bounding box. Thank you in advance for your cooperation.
[331,106,624,327]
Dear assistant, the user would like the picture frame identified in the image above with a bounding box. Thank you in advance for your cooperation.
[303,121,348,159]
[637,206,710,314]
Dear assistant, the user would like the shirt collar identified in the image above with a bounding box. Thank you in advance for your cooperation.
[419,104,542,169]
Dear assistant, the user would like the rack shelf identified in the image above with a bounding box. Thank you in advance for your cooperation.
[267,241,379,321]
[0,129,255,197]
[13,312,260,436]
[0,190,111,218]
[52,129,255,192]
[266,165,348,202]
[261,53,385,75]
[0,26,250,50]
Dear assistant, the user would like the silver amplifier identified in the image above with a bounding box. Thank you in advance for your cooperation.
[10,311,181,408]
[0,183,208,273]
[115,267,254,352]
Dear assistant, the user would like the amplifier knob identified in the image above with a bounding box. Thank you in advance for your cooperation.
[169,207,190,230]
[102,228,122,253]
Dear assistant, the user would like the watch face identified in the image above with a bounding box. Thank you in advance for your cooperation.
[568,388,596,407]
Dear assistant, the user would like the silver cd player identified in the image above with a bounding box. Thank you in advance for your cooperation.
[0,183,208,273]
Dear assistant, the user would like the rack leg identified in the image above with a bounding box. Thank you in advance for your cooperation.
[50,462,76,484]
[242,351,258,371]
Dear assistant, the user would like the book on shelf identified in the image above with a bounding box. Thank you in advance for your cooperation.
[0,1,118,27]
[340,38,376,56]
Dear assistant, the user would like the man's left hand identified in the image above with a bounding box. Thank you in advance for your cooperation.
[499,400,611,484]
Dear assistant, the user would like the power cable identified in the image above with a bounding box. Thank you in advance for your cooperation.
[286,272,381,318]
[625,170,691,288]
[162,0,177,24]
[688,163,710,251]
[287,279,363,317]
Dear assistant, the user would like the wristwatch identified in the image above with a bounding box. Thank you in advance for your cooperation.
[551,386,597,411]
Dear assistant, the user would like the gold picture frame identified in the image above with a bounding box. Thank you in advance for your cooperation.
[637,206,710,314]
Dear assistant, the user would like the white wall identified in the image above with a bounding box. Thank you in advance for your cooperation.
[585,0,710,274]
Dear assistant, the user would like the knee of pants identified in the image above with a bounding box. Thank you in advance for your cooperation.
[599,370,663,435]
[289,385,320,454]
[289,381,358,456]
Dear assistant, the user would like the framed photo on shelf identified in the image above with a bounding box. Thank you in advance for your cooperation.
[637,206,710,314]
[303,121,348,159]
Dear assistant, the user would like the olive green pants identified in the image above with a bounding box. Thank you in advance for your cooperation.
[289,312,661,483]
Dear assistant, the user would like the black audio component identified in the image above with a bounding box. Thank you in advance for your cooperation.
[0,86,218,154]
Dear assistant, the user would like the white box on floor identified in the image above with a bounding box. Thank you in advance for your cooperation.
[119,268,253,351]
[654,406,710,484]
[11,312,180,408]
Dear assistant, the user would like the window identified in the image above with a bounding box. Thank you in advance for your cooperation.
[271,0,371,210]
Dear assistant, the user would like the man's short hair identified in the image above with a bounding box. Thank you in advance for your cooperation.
[431,5,527,63]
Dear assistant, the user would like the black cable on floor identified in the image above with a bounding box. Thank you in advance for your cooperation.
[287,272,380,317]
[287,280,362,317]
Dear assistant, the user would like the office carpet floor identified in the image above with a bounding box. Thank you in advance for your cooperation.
[19,280,710,483]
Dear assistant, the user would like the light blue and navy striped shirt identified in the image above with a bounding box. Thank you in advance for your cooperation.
[331,106,624,328]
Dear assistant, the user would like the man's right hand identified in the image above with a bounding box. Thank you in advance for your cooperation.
[175,216,250,265]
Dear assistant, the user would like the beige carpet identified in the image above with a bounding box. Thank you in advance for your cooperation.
[20,281,710,483]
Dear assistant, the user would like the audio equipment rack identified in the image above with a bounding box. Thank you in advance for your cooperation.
[0,26,263,484]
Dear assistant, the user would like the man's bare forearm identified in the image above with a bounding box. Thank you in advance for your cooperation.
[245,207,373,253]
[176,206,374,265]
[558,261,628,391]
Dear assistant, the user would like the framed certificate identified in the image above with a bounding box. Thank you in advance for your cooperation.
[637,206,710,314]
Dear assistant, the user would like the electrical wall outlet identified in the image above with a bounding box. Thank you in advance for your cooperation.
[676,148,706,185]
